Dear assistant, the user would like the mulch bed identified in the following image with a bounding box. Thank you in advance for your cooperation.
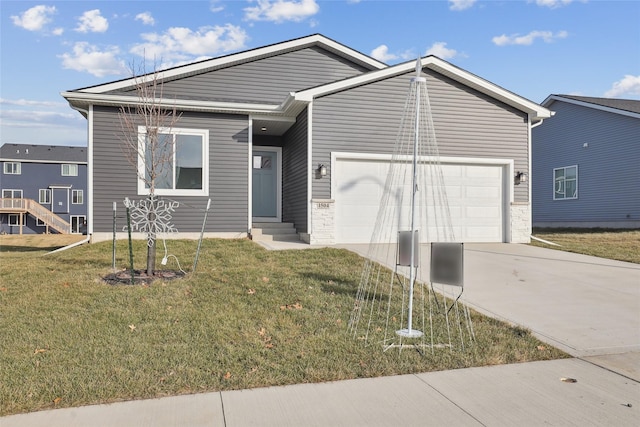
[103,269,186,285]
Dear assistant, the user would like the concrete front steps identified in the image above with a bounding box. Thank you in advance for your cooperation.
[251,222,300,242]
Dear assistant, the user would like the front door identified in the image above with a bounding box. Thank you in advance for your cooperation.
[252,149,280,220]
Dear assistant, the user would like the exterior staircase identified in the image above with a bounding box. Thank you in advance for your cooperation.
[0,198,70,234]
[251,222,299,242]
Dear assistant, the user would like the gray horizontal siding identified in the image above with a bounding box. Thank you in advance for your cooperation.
[147,47,370,104]
[92,106,248,233]
[532,101,640,225]
[311,69,529,201]
[282,108,308,233]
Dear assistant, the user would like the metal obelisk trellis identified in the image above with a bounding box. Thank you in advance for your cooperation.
[348,58,474,353]
[396,60,424,340]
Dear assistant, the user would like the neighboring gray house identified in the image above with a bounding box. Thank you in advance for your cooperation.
[0,143,88,234]
[62,34,550,245]
[532,95,640,229]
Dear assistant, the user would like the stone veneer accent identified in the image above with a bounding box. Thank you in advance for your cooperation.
[510,202,531,243]
[309,199,335,245]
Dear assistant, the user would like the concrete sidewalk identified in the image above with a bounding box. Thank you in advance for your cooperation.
[3,357,638,426]
[3,243,639,426]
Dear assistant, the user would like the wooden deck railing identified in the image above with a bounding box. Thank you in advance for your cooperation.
[0,198,70,234]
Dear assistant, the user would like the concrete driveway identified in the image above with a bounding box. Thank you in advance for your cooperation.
[340,243,640,377]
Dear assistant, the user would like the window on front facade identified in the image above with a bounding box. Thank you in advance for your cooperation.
[138,126,209,196]
[3,162,21,175]
[554,165,578,200]
[72,189,83,204]
[39,189,51,204]
[62,164,78,176]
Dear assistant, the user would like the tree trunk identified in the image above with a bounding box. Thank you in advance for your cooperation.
[147,238,156,276]
[146,196,156,276]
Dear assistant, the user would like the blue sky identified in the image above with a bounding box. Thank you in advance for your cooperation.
[1,0,639,147]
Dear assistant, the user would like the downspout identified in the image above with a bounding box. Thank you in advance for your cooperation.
[68,103,92,246]
[45,236,89,255]
[528,114,551,241]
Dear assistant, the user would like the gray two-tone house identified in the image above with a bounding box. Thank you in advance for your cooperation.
[0,143,88,234]
[62,34,550,245]
[532,95,640,228]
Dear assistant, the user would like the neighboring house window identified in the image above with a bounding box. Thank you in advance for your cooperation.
[3,162,21,175]
[70,215,86,234]
[554,165,578,200]
[137,126,209,196]
[72,189,83,204]
[39,189,51,204]
[8,214,24,226]
[36,218,46,227]
[62,164,78,176]
[2,189,23,208]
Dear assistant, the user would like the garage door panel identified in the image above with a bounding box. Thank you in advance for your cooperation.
[335,159,505,243]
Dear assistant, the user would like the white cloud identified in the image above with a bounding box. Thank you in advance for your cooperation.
[425,42,459,59]
[135,12,155,26]
[370,45,415,63]
[244,0,320,23]
[532,0,575,8]
[11,5,57,32]
[370,45,397,62]
[492,30,568,46]
[210,0,225,13]
[604,75,640,98]
[59,42,127,77]
[130,24,248,66]
[1,109,82,124]
[75,9,109,33]
[0,98,67,108]
[52,27,64,36]
[449,0,477,11]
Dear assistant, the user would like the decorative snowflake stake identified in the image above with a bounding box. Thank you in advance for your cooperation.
[124,195,179,246]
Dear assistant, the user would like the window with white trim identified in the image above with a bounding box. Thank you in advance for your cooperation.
[36,218,46,227]
[138,126,209,196]
[72,189,83,204]
[62,164,78,176]
[39,189,51,204]
[70,215,86,234]
[554,165,578,200]
[3,162,21,175]
[8,214,24,226]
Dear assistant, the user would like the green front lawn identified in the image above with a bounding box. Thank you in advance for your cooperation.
[0,238,567,415]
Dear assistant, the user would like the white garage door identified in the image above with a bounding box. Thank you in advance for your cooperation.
[334,158,505,243]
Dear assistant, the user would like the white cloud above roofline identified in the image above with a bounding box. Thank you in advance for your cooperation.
[11,5,59,33]
[244,0,320,23]
[604,75,640,98]
[492,30,568,46]
[75,9,109,33]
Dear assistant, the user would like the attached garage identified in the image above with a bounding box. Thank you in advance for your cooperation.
[332,154,510,244]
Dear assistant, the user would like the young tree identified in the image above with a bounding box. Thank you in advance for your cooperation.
[118,61,182,276]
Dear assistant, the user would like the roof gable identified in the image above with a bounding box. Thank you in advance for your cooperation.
[294,56,551,121]
[542,95,640,119]
[73,34,386,95]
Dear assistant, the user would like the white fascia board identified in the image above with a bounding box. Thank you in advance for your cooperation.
[76,35,386,94]
[295,56,552,120]
[62,92,283,115]
[543,95,640,119]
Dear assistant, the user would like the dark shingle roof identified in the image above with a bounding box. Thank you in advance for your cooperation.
[0,144,87,163]
[554,95,640,115]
